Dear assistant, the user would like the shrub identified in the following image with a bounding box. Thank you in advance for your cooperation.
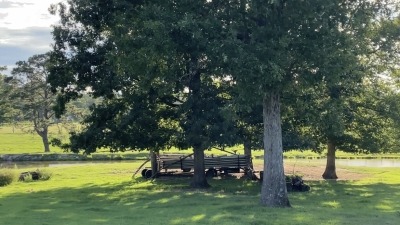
[38,169,52,181]
[19,169,52,182]
[0,169,15,187]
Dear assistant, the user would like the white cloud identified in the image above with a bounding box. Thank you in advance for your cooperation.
[0,26,52,56]
[0,0,61,75]
[0,0,59,29]
[0,26,53,47]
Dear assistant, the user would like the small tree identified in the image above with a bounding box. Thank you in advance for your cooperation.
[0,66,12,123]
[11,53,56,152]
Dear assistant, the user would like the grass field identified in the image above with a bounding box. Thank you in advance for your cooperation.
[0,124,70,153]
[1,161,399,225]
[1,124,400,160]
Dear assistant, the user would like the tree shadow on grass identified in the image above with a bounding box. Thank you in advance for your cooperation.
[0,178,399,225]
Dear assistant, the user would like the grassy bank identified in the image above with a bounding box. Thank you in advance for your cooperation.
[0,161,399,225]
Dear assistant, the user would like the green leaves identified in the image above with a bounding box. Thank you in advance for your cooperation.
[0,67,13,123]
[48,0,239,155]
[47,0,400,156]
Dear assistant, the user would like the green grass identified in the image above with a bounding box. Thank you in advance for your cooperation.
[0,161,399,225]
[0,124,69,154]
[1,123,400,160]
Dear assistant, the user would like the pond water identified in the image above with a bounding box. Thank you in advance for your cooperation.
[1,158,400,169]
[336,159,400,167]
[286,158,400,168]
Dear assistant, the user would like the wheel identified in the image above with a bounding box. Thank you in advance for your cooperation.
[182,168,191,172]
[206,168,217,178]
[301,184,311,192]
[141,169,148,178]
[31,172,40,180]
[144,169,153,179]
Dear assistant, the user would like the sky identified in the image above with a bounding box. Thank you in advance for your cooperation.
[0,0,60,75]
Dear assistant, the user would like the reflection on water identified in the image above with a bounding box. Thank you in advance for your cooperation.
[336,159,400,167]
[1,158,400,169]
[286,158,400,168]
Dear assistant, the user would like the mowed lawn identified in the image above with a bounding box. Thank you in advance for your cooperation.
[1,161,399,225]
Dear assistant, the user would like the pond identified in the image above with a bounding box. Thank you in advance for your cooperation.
[286,158,400,168]
[1,158,400,169]
[335,158,400,167]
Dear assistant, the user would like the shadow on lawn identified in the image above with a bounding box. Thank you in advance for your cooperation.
[0,178,399,225]
[307,180,400,210]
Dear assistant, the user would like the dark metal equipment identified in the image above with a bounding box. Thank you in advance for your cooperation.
[141,154,252,178]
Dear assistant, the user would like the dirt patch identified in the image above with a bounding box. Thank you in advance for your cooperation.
[253,163,367,181]
[284,164,366,181]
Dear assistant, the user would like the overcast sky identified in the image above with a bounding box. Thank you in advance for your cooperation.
[0,0,60,75]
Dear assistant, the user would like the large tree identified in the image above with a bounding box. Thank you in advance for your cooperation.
[215,0,395,206]
[49,0,236,188]
[48,0,178,175]
[217,0,320,207]
[11,53,56,152]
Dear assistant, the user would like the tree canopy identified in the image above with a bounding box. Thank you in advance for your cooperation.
[48,0,400,207]
[49,0,238,188]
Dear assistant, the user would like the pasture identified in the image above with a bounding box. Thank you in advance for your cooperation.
[1,124,400,160]
[0,161,399,225]
[0,124,68,154]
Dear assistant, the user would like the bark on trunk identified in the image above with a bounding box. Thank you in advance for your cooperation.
[150,149,159,176]
[260,91,290,207]
[42,135,50,153]
[187,60,209,189]
[244,138,253,170]
[40,127,50,153]
[322,139,338,179]
[190,146,210,188]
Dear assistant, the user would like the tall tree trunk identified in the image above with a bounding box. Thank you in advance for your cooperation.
[187,60,209,188]
[190,146,210,188]
[244,138,253,170]
[260,91,290,207]
[322,139,338,179]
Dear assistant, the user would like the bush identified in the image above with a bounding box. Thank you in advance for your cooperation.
[0,169,15,187]
[19,169,52,182]
[38,169,52,181]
